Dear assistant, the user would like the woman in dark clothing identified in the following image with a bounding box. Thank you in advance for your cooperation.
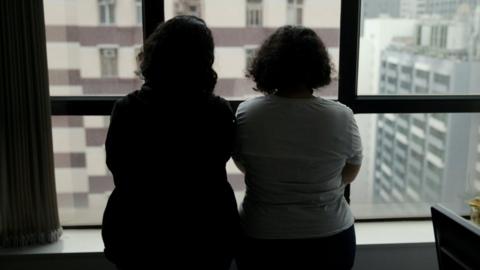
[101,16,240,270]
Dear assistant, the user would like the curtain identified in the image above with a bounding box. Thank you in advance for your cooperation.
[0,0,62,247]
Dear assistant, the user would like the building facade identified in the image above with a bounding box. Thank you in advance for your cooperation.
[373,13,480,213]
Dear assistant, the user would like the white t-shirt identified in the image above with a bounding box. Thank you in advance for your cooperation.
[234,95,362,239]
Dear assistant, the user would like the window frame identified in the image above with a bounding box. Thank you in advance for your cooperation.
[50,0,479,224]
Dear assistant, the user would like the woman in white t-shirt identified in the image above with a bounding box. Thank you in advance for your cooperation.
[234,26,362,270]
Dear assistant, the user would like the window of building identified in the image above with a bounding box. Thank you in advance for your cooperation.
[245,47,257,71]
[174,0,202,18]
[431,113,447,123]
[100,47,118,77]
[433,73,450,87]
[136,0,142,25]
[400,81,412,91]
[287,0,303,25]
[416,25,422,45]
[99,0,116,25]
[246,0,263,27]
[439,25,447,48]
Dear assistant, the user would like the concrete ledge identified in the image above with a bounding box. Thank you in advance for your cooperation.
[0,221,438,270]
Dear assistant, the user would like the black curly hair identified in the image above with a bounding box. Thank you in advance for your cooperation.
[138,16,217,95]
[247,26,332,94]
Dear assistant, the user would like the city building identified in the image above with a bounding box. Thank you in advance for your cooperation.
[359,18,417,94]
[422,0,480,18]
[373,13,480,212]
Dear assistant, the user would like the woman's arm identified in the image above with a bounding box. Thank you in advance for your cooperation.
[342,163,361,185]
[343,108,362,185]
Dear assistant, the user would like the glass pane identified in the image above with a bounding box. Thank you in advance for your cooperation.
[44,0,143,96]
[358,0,480,95]
[52,116,111,225]
[52,113,480,225]
[351,113,480,219]
[164,0,341,99]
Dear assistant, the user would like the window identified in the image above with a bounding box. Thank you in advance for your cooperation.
[99,0,116,25]
[136,0,142,25]
[45,0,142,96]
[52,116,112,226]
[100,48,118,77]
[246,0,263,27]
[44,0,144,225]
[245,46,257,71]
[344,0,480,218]
[433,73,450,93]
[359,0,480,95]
[355,113,480,218]
[44,0,480,225]
[416,25,422,45]
[287,0,303,25]
[174,0,202,17]
[48,0,342,225]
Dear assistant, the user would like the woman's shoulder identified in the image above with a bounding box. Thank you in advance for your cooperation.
[203,95,234,115]
[314,97,353,116]
[237,96,268,113]
[115,90,142,108]
[208,94,230,108]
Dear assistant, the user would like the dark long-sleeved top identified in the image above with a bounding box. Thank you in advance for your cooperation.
[101,86,240,267]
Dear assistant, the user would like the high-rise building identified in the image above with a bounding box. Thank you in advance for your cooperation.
[400,0,480,18]
[400,0,425,18]
[361,0,402,33]
[373,14,480,212]
[359,18,417,94]
[362,0,402,19]
[423,0,480,18]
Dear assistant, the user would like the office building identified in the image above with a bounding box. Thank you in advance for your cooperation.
[373,13,480,211]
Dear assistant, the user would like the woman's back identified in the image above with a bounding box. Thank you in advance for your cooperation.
[101,15,240,270]
[235,95,362,239]
[102,88,240,266]
[235,25,361,270]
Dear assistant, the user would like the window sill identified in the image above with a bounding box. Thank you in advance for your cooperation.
[0,221,435,256]
[355,220,434,246]
[0,229,105,256]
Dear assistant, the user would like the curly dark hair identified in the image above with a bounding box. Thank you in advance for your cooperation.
[138,16,217,95]
[247,26,332,94]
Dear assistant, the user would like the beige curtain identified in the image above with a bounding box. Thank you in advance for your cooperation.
[0,0,62,247]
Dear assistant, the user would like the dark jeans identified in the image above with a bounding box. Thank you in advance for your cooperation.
[237,225,356,270]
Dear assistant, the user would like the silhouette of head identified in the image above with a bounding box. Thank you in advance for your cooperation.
[139,16,217,96]
[248,26,332,94]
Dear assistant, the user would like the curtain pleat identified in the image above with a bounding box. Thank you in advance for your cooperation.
[0,0,62,247]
